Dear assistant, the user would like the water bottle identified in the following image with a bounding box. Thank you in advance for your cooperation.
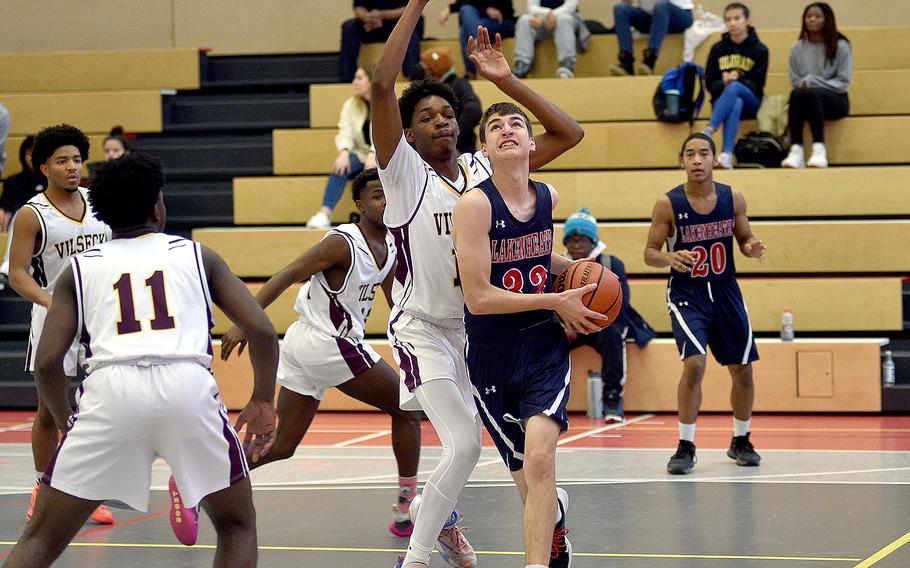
[780,308,794,342]
[665,89,680,116]
[587,371,603,419]
[883,350,896,386]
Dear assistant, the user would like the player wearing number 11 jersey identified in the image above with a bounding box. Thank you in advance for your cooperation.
[645,132,767,476]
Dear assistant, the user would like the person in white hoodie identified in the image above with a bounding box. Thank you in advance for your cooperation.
[306,66,377,228]
[780,2,852,169]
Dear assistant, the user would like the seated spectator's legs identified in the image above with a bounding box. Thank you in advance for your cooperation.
[613,3,652,54]
[459,6,514,76]
[647,1,694,57]
[596,326,628,399]
[321,153,365,213]
[339,18,367,83]
[709,82,761,153]
[552,12,579,72]
[798,87,850,144]
[512,14,541,77]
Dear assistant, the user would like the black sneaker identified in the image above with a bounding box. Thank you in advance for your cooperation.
[667,440,696,475]
[550,487,571,568]
[728,433,761,466]
[603,391,624,423]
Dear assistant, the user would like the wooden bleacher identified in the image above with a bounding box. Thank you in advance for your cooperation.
[274,116,910,174]
[209,277,902,338]
[359,27,910,79]
[309,71,910,128]
[193,220,910,276]
[211,338,885,413]
[0,48,200,92]
[234,167,910,225]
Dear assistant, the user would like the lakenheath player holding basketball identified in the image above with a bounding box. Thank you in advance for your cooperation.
[3,153,278,568]
[454,98,601,568]
[373,2,586,566]
[644,132,767,475]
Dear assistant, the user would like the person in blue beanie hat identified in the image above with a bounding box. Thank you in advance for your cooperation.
[563,207,656,422]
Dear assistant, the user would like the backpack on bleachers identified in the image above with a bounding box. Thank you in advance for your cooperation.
[653,62,706,124]
[734,131,787,168]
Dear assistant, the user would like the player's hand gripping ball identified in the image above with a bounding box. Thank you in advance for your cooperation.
[553,261,623,329]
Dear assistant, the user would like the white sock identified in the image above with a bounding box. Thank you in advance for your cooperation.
[733,417,751,437]
[678,422,696,443]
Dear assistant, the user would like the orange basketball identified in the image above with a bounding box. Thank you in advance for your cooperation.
[558,261,623,328]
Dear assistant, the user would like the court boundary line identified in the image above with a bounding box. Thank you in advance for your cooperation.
[854,529,910,567]
[0,541,863,562]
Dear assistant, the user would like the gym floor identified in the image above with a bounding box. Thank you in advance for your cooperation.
[0,411,909,567]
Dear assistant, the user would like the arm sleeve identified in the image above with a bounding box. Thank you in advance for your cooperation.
[739,45,768,97]
[704,44,724,99]
[377,134,429,227]
[807,40,852,93]
[789,43,802,88]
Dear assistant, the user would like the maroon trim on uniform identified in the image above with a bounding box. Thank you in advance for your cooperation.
[335,337,373,376]
[215,395,248,482]
[72,257,92,358]
[192,243,215,357]
[389,310,421,391]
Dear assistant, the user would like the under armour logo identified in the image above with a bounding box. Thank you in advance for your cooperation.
[678,213,689,219]
[678,301,689,307]
[495,220,506,228]
[485,386,497,395]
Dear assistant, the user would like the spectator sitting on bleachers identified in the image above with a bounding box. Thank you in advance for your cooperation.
[701,3,768,170]
[339,0,423,83]
[438,1,516,80]
[307,66,376,229]
[0,136,46,289]
[781,2,851,169]
[512,0,591,79]
[89,126,132,180]
[419,47,483,153]
[562,207,656,422]
[609,0,694,76]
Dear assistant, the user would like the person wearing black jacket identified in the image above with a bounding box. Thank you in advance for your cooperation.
[419,46,484,153]
[701,3,768,169]
[563,208,656,422]
[438,1,516,79]
[0,136,46,286]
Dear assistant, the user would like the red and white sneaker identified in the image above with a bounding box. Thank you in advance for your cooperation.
[89,504,115,524]
[168,475,198,545]
[407,495,475,567]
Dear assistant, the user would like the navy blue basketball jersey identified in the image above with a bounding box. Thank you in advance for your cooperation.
[464,177,554,336]
[666,183,737,282]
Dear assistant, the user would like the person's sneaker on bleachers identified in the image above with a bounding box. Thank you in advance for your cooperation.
[306,210,331,229]
[513,60,531,79]
[667,440,696,474]
[716,151,734,170]
[781,144,805,168]
[806,142,828,168]
[727,432,761,466]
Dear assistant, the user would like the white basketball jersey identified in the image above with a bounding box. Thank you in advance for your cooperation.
[72,233,215,372]
[22,188,110,294]
[378,135,492,320]
[294,223,395,340]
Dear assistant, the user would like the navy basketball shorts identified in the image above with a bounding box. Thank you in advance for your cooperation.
[466,319,571,471]
[667,277,759,366]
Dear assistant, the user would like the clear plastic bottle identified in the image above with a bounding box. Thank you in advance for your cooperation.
[587,371,603,419]
[883,350,896,386]
[780,307,794,342]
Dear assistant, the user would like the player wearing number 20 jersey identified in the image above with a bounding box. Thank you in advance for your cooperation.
[665,182,758,365]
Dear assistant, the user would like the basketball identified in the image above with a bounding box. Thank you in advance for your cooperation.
[557,261,623,328]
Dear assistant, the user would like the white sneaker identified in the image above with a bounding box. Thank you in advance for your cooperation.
[716,151,734,170]
[555,66,575,79]
[305,211,331,229]
[781,144,805,168]
[408,496,474,567]
[806,142,828,168]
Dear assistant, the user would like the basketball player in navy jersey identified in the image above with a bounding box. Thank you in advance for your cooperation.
[644,132,766,475]
[4,153,277,568]
[454,101,603,568]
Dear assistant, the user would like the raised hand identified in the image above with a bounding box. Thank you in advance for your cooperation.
[235,400,277,464]
[467,25,512,83]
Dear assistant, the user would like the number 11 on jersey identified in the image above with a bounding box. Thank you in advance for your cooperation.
[112,270,176,335]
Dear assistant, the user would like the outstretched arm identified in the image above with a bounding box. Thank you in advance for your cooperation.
[203,247,278,462]
[34,266,79,432]
[468,27,584,170]
[372,0,430,168]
